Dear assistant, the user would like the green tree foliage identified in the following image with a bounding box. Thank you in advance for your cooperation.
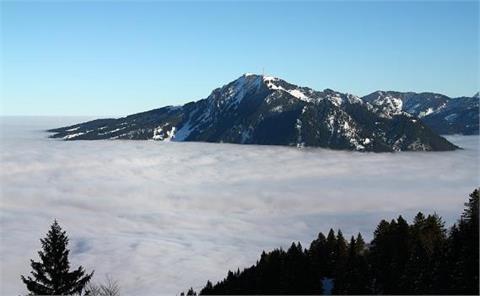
[21,220,94,295]
[200,189,479,295]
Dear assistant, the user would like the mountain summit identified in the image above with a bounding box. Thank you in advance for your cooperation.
[49,74,460,152]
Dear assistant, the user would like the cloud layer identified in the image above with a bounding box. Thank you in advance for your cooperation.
[1,117,478,295]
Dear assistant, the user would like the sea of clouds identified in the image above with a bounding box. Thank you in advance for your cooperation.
[0,116,478,295]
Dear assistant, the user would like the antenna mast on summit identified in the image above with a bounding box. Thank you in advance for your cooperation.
[262,67,265,76]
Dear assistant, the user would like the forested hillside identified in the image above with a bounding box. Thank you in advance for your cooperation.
[196,189,479,295]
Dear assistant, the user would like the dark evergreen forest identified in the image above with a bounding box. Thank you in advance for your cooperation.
[197,189,479,295]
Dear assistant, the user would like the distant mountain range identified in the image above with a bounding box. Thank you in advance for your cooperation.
[49,74,478,152]
[362,91,479,135]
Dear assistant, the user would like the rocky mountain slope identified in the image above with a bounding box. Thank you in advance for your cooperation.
[49,74,459,152]
[362,91,479,135]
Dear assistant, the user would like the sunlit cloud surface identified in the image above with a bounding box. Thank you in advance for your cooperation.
[1,117,478,295]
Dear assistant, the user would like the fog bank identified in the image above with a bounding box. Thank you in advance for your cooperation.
[1,117,478,295]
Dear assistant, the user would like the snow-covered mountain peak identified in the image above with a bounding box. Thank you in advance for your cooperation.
[208,74,264,106]
[262,75,278,82]
[212,74,311,106]
[257,75,315,103]
[241,73,281,85]
[241,76,355,106]
[361,91,404,118]
[48,74,466,152]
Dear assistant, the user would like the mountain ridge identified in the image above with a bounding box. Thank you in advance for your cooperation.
[362,90,479,135]
[48,74,466,152]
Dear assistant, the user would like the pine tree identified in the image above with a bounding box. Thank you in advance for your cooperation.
[333,236,355,294]
[308,232,327,281]
[354,233,366,255]
[332,230,348,294]
[459,189,479,294]
[200,281,213,295]
[392,215,411,293]
[445,189,479,294]
[369,219,392,293]
[186,287,197,296]
[324,229,337,277]
[334,235,369,294]
[21,220,94,295]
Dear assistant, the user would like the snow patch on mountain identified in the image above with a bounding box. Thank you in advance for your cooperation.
[153,124,176,141]
[419,107,434,118]
[66,127,80,132]
[325,93,344,107]
[98,127,126,136]
[271,105,283,113]
[369,94,404,117]
[346,94,363,105]
[63,132,85,140]
[288,89,310,101]
[444,113,458,122]
[213,74,263,108]
[295,118,304,148]
[175,121,193,141]
[263,75,313,102]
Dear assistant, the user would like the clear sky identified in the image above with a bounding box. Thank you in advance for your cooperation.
[1,1,478,116]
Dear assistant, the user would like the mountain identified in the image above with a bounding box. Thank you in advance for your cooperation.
[362,91,479,135]
[48,74,458,152]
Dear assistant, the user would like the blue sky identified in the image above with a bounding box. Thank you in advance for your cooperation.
[1,1,478,116]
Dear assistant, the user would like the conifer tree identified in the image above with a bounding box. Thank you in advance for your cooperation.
[369,219,392,293]
[402,213,446,293]
[308,232,327,280]
[460,189,479,294]
[331,230,348,294]
[334,234,371,294]
[334,230,348,274]
[21,220,94,295]
[446,189,479,294]
[354,233,366,255]
[324,229,337,277]
[186,287,197,296]
[200,281,213,295]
